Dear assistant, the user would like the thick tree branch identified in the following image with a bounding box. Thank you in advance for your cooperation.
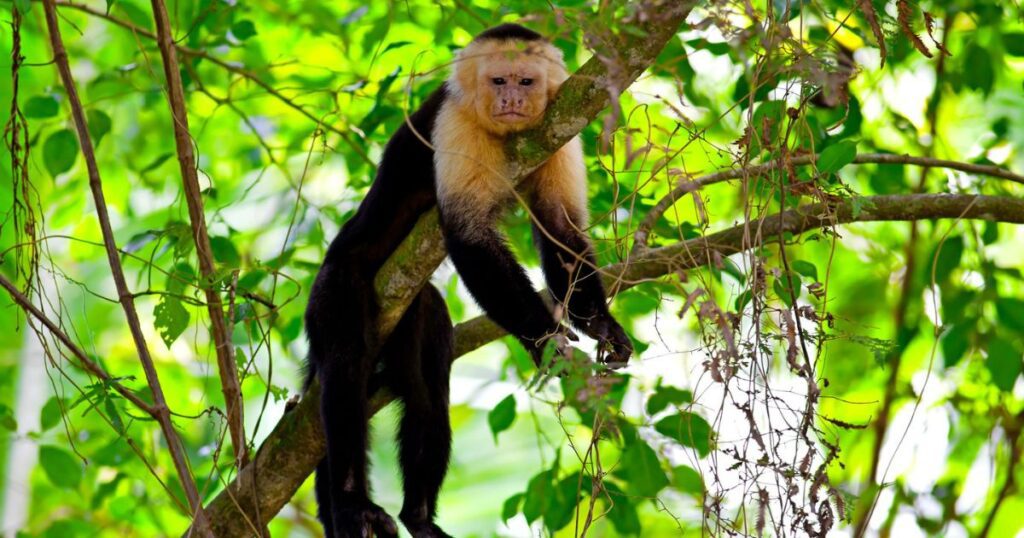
[455,193,1024,354]
[40,1,211,532]
[199,190,1023,535]
[196,3,697,535]
[148,0,248,468]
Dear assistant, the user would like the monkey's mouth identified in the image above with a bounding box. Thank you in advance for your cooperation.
[494,112,532,122]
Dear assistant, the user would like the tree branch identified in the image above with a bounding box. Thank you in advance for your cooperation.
[0,274,153,413]
[199,191,1024,535]
[147,0,248,468]
[195,3,697,534]
[456,193,1024,354]
[40,1,211,533]
[50,0,374,168]
[633,152,1024,248]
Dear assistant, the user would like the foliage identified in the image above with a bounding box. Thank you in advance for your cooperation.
[1,0,1023,537]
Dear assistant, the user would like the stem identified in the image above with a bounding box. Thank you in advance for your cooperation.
[49,0,374,168]
[41,1,210,532]
[855,20,953,533]
[147,0,248,467]
[633,153,1024,249]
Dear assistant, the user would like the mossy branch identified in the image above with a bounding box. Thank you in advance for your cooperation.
[195,3,696,535]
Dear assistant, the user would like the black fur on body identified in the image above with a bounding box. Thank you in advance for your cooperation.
[304,23,631,538]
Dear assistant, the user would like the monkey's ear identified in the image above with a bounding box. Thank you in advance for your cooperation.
[449,47,478,101]
[540,44,568,99]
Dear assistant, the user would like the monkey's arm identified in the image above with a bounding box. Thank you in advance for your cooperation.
[529,140,632,364]
[440,210,564,362]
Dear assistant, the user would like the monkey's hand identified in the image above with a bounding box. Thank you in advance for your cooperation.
[586,317,632,368]
[526,328,578,367]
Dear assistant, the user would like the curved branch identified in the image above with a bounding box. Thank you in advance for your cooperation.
[455,193,1024,355]
[199,192,1023,535]
[633,153,1024,248]
[196,4,697,535]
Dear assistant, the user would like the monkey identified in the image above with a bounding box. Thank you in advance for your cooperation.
[304,23,632,538]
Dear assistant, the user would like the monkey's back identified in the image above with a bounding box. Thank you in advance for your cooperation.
[323,84,450,273]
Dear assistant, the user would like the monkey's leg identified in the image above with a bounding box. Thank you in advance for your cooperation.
[381,285,455,538]
[308,267,398,538]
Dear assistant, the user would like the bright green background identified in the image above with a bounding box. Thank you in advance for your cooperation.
[1,1,1024,536]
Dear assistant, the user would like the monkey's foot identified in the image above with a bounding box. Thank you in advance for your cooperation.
[332,501,398,538]
[401,520,454,538]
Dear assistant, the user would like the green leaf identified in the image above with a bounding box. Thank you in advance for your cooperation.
[986,337,1022,392]
[166,262,195,294]
[154,296,189,348]
[996,298,1024,332]
[773,271,802,307]
[487,394,516,442]
[982,221,999,245]
[0,404,17,431]
[604,481,641,535]
[92,437,131,466]
[941,322,972,368]
[672,465,704,496]
[544,475,581,532]
[40,397,63,431]
[140,152,173,174]
[39,446,83,489]
[791,260,818,281]
[963,44,995,94]
[43,129,79,177]
[24,95,59,118]
[1005,33,1024,56]
[870,163,907,194]
[645,385,692,415]
[383,41,412,54]
[501,493,523,522]
[123,231,160,254]
[210,236,241,267]
[92,474,124,509]
[735,289,753,312]
[104,396,125,435]
[87,109,112,147]
[237,269,268,292]
[13,0,32,15]
[817,140,857,173]
[231,20,257,40]
[618,439,669,497]
[522,470,554,523]
[932,236,964,283]
[655,412,713,456]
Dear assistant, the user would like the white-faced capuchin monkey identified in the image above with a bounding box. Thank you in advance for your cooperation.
[304,23,632,538]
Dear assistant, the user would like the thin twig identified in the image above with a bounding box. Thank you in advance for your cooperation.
[0,274,152,413]
[41,1,211,533]
[147,0,248,467]
[978,410,1023,538]
[633,152,1024,250]
[51,0,374,169]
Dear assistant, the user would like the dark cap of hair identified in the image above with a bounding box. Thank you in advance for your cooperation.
[474,23,543,42]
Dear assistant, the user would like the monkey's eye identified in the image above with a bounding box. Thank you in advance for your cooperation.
[492,77,507,86]
[520,78,534,86]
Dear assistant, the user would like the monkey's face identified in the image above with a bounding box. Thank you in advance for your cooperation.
[453,39,568,136]
[473,55,549,134]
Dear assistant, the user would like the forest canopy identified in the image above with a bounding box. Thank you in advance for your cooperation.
[1,1,1024,537]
